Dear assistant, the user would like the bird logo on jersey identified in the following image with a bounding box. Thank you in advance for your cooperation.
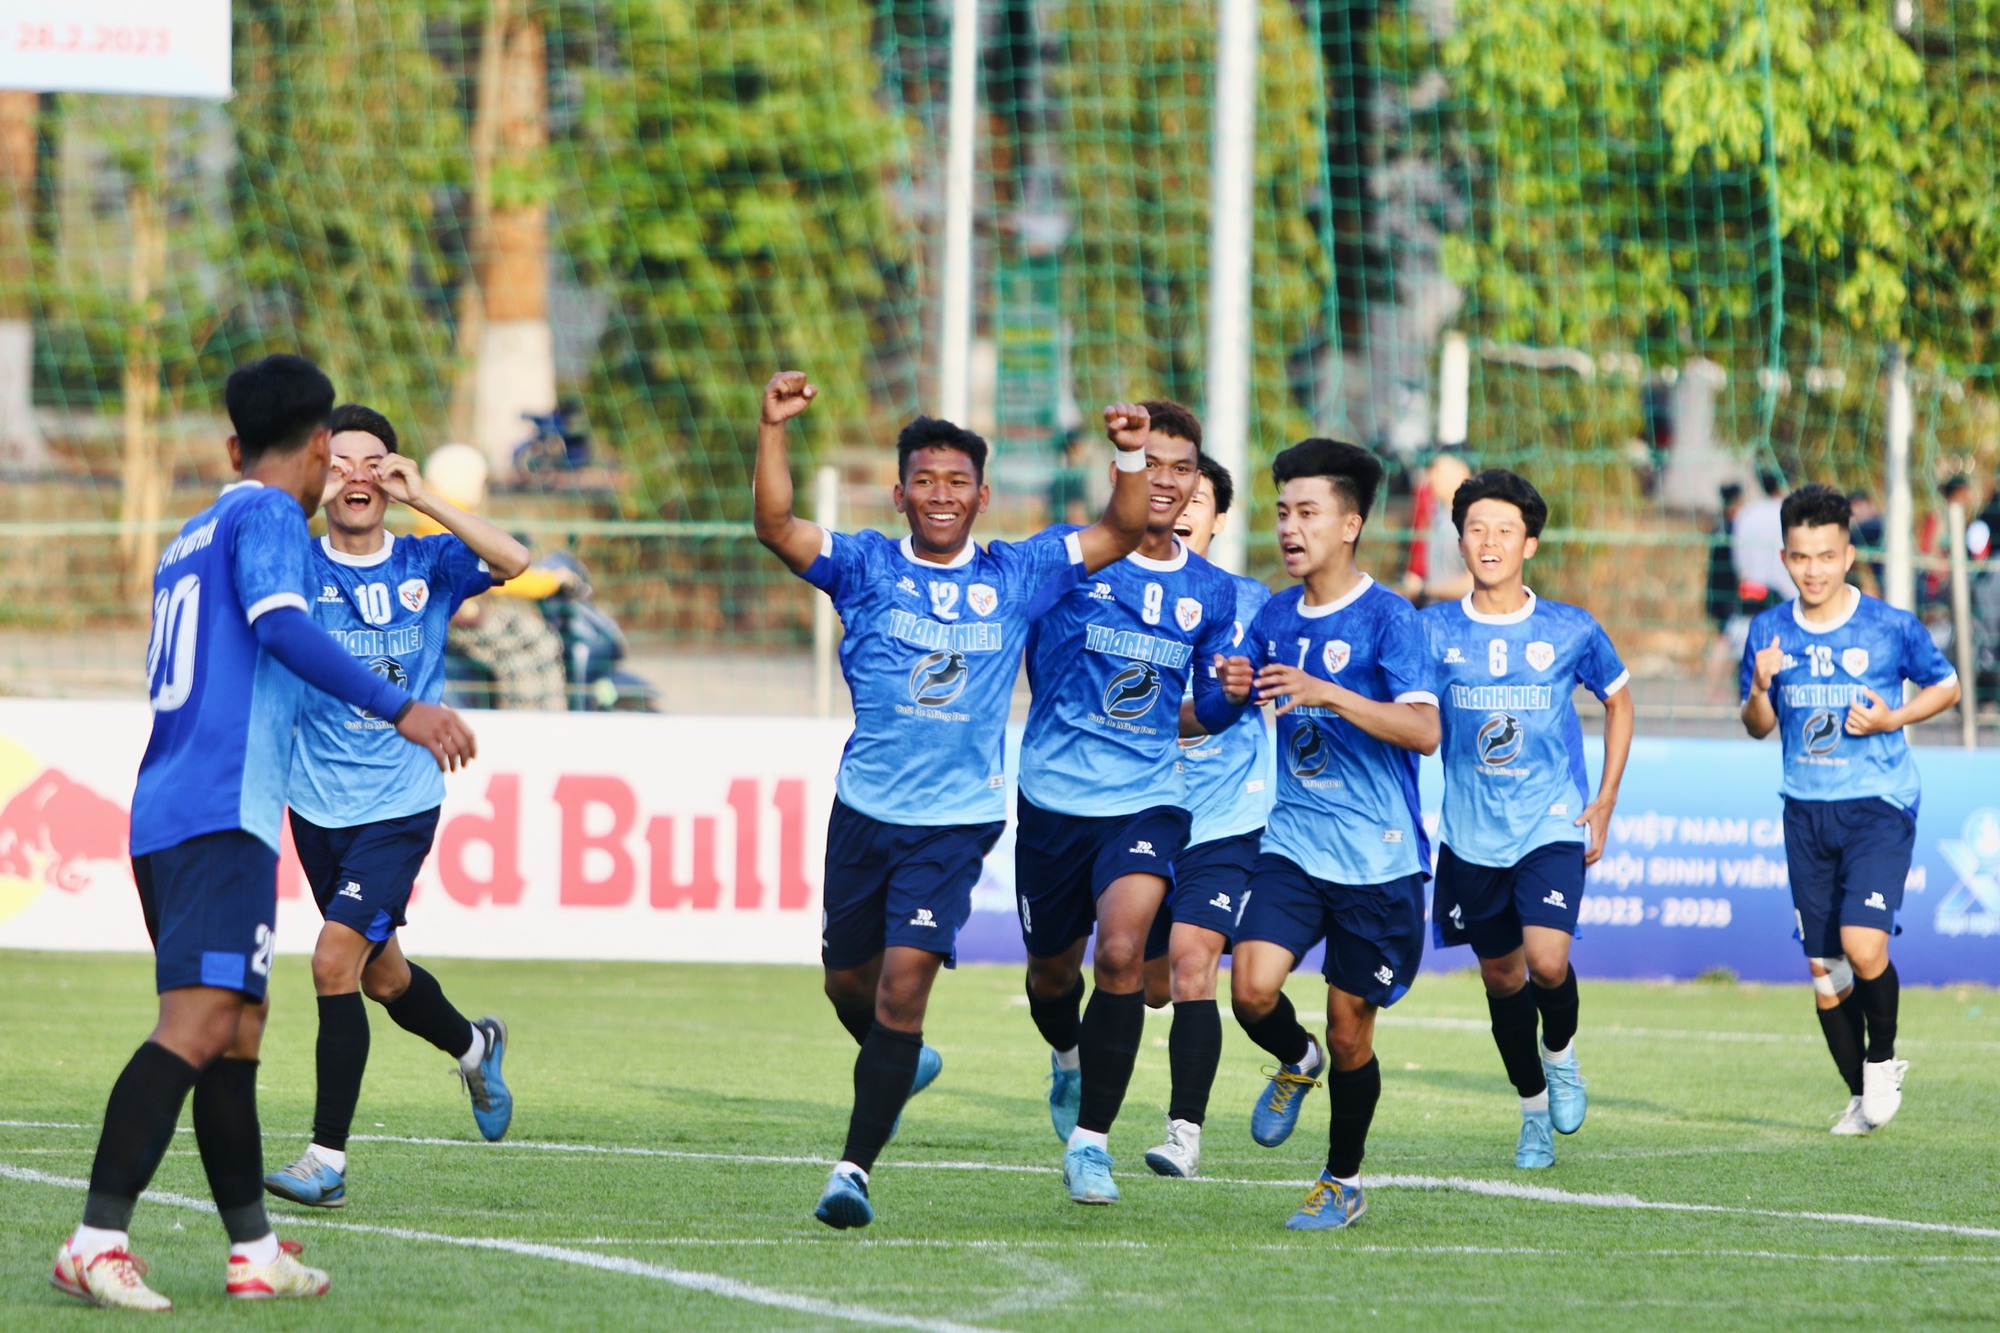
[1802,709,1842,756]
[1526,641,1555,672]
[967,583,998,617]
[1842,647,1870,676]
[1477,712,1524,766]
[1287,724,1329,779]
[908,650,970,707]
[398,579,429,614]
[1176,597,1203,632]
[1104,662,1162,720]
[1322,639,1351,675]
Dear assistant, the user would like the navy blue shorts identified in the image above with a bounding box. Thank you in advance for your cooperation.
[1145,828,1261,960]
[1783,796,1912,958]
[290,808,441,947]
[133,829,279,1000]
[1432,841,1586,958]
[1014,794,1191,959]
[821,797,1002,970]
[1234,853,1425,1007]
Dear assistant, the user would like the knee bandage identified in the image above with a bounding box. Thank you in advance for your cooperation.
[1810,956,1854,996]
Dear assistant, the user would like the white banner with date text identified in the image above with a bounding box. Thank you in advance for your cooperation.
[0,1,230,99]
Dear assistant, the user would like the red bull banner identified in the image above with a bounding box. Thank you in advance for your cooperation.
[0,702,847,965]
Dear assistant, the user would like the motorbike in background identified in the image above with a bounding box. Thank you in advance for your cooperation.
[444,551,660,712]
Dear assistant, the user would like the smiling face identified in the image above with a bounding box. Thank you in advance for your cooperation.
[1275,476,1362,581]
[1782,521,1856,611]
[895,445,988,556]
[1459,496,1537,593]
[1172,474,1226,557]
[1138,432,1201,536]
[327,430,391,538]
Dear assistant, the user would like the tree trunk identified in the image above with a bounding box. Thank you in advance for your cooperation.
[118,101,168,609]
[0,90,46,470]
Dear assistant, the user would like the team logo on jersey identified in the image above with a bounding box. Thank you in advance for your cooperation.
[1443,646,1465,665]
[967,583,998,617]
[318,584,342,604]
[1176,597,1203,632]
[1287,725,1329,779]
[1526,641,1555,672]
[368,656,408,688]
[1802,709,1842,756]
[897,575,919,597]
[1477,712,1524,766]
[397,579,429,614]
[928,582,961,621]
[1090,581,1115,600]
[1322,639,1351,675]
[1842,647,1870,676]
[908,650,970,707]
[1104,662,1162,720]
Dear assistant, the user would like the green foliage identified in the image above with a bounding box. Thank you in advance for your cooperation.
[562,0,914,515]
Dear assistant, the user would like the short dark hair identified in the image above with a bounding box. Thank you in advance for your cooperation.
[1940,474,1972,499]
[1450,468,1549,538]
[1196,455,1235,515]
[1140,399,1203,450]
[1720,483,1744,507]
[1780,483,1850,535]
[328,403,399,453]
[1757,466,1786,497]
[225,354,335,465]
[896,416,988,484]
[1270,438,1383,521]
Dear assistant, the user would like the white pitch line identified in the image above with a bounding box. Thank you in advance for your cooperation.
[1376,1015,2000,1050]
[0,1162,1003,1333]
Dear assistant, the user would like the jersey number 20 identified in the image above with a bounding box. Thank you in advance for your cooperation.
[146,574,201,712]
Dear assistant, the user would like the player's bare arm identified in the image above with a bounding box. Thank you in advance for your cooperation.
[752,371,825,574]
[1741,632,1783,738]
[1254,663,1440,754]
[1846,676,1960,737]
[1073,402,1152,572]
[373,453,531,581]
[1575,683,1634,865]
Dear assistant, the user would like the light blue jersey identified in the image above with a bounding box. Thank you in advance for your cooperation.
[132,482,314,856]
[1740,588,1955,810]
[1020,534,1241,817]
[1423,592,1629,868]
[804,526,1084,826]
[1245,575,1435,884]
[1179,571,1274,845]
[288,533,493,828]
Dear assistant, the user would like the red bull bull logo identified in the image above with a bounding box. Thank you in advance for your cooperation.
[0,735,131,921]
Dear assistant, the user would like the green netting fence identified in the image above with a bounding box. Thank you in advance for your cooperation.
[0,1,1995,730]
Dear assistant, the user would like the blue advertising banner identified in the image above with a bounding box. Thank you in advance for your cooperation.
[958,731,2000,985]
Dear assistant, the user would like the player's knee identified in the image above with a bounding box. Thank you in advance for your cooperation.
[1325,1023,1372,1069]
[1229,975,1277,1022]
[1169,952,1219,1002]
[1025,955,1079,997]
[1809,955,1854,997]
[1478,956,1524,995]
[362,968,410,1005]
[1091,940,1144,989]
[823,969,871,1011]
[1525,955,1568,990]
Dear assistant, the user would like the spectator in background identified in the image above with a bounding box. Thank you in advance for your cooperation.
[1704,484,1748,701]
[1976,471,2000,557]
[1401,449,1474,606]
[1919,475,1980,605]
[1731,467,1794,610]
[1848,491,1885,595]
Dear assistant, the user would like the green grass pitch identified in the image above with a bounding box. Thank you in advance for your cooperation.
[2,951,1996,1330]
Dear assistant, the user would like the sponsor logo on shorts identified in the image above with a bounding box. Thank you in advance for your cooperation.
[1209,892,1232,912]
[338,881,364,900]
[1543,889,1567,908]
[1129,840,1156,857]
[1863,891,1887,911]
[1374,965,1394,986]
[910,907,937,928]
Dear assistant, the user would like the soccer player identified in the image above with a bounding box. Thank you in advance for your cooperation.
[752,371,1151,1229]
[52,356,475,1310]
[1140,451,1271,1179]
[1421,469,1633,1169]
[1741,484,1959,1134]
[1014,398,1246,1206]
[1223,438,1437,1231]
[263,404,530,1210]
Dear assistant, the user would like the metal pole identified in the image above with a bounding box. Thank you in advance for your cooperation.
[1948,499,1977,748]
[938,0,979,425]
[1203,0,1258,574]
[1883,345,1916,613]
[813,463,839,719]
[1437,331,1470,449]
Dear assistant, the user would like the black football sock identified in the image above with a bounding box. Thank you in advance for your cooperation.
[1167,999,1223,1126]
[1852,961,1900,1061]
[831,999,875,1046]
[1235,990,1312,1067]
[1532,965,1580,1052]
[1817,994,1866,1096]
[839,1022,922,1173]
[1487,984,1548,1099]
[1075,987,1145,1135]
[311,993,370,1153]
[82,1042,200,1231]
[383,963,475,1058]
[192,1057,271,1244]
[1325,1056,1382,1180]
[1026,973,1085,1052]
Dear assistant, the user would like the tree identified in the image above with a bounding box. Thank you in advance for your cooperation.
[0,90,46,468]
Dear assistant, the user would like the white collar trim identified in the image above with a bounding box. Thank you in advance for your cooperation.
[1298,573,1374,618]
[898,533,977,569]
[1791,584,1860,634]
[321,532,396,568]
[1461,588,1538,625]
[220,479,264,494]
[1125,537,1188,573]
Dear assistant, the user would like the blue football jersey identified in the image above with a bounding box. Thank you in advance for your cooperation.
[1179,572,1274,845]
[1423,592,1629,867]
[1020,535,1244,818]
[1740,589,1956,810]
[804,525,1084,825]
[1246,576,1435,884]
[288,533,494,828]
[132,482,315,856]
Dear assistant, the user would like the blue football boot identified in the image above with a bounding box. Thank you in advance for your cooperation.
[1048,1052,1082,1142]
[1250,1042,1326,1147]
[1062,1143,1119,1205]
[1515,1107,1555,1169]
[1285,1172,1366,1230]
[1541,1043,1587,1135]
[263,1150,346,1209]
[459,1015,513,1141]
[813,1168,874,1229]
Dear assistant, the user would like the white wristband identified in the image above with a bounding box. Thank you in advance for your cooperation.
[1114,448,1147,473]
